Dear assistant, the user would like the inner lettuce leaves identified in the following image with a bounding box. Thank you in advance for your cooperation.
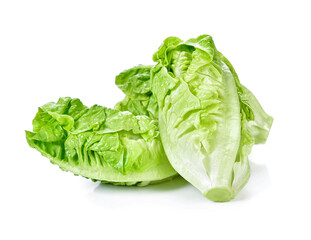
[115,65,158,120]
[26,97,176,186]
[151,35,273,201]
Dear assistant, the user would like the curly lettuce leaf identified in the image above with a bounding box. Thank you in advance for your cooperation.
[26,97,176,185]
[115,65,153,100]
[115,65,158,120]
[151,35,272,201]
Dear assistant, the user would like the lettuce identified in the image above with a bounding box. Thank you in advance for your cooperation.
[26,97,176,186]
[115,64,272,146]
[151,35,272,201]
[115,65,159,120]
[26,34,272,201]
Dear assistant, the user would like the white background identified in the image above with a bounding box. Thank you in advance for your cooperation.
[1,0,310,239]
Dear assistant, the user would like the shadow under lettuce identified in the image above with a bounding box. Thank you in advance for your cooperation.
[90,161,270,203]
[94,175,189,193]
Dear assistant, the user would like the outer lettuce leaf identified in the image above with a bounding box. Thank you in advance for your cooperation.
[151,35,272,201]
[219,53,273,194]
[26,97,176,185]
[240,85,273,144]
[218,52,254,121]
[219,52,273,144]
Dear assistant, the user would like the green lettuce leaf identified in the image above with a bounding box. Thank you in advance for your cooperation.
[115,65,153,100]
[26,97,176,185]
[240,85,273,144]
[151,35,272,201]
[219,53,273,144]
[115,65,158,120]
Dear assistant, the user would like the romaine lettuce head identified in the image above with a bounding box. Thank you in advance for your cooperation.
[151,35,272,201]
[26,97,176,186]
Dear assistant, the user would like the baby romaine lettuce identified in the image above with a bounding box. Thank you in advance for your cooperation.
[26,97,176,186]
[151,35,272,201]
[26,35,272,201]
[115,59,272,200]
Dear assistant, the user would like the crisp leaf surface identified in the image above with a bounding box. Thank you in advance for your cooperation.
[26,97,176,184]
[152,35,272,201]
